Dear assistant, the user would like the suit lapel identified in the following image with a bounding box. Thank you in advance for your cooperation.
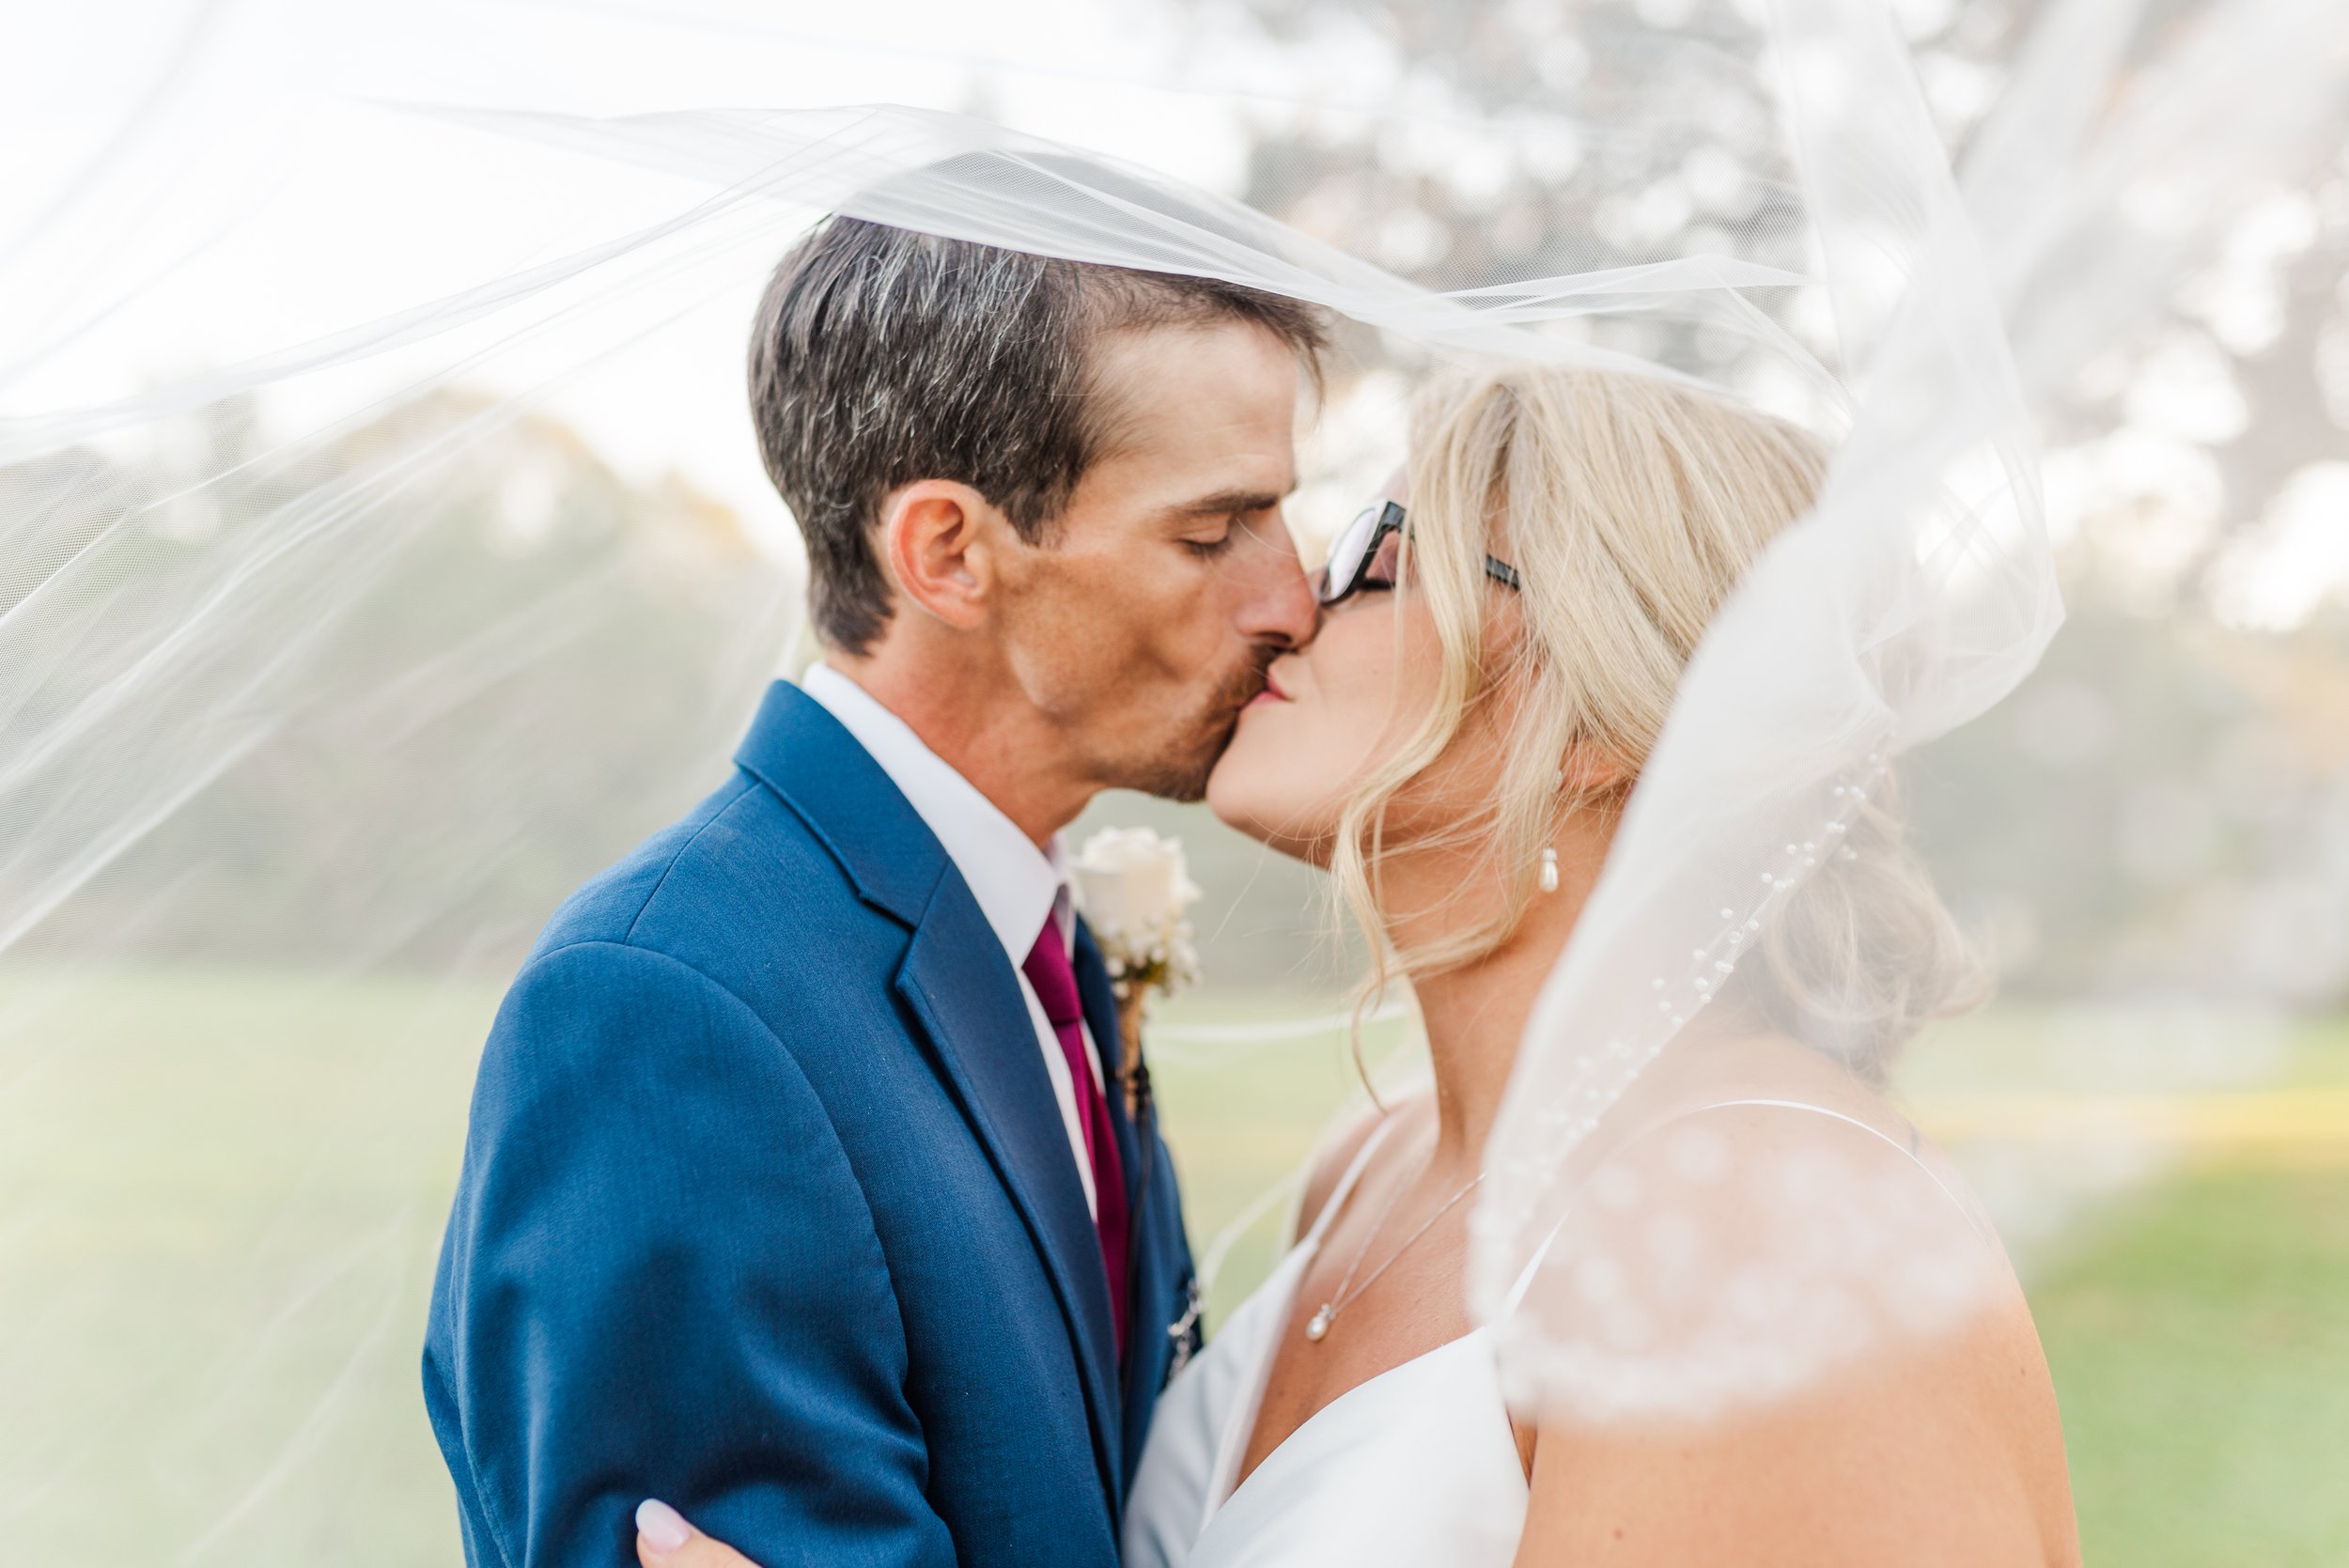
[734,682,1124,1506]
[1076,920,1166,1476]
[894,893,1124,1504]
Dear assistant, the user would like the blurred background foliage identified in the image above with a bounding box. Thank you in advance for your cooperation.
[1,388,784,974]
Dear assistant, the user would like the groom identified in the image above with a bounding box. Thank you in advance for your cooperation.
[423,217,1325,1568]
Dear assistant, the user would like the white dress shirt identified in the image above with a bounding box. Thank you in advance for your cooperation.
[802,663,1105,1218]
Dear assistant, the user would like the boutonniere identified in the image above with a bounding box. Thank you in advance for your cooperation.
[1070,826,1203,1116]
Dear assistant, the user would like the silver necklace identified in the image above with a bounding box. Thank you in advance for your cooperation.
[1303,1155,1486,1343]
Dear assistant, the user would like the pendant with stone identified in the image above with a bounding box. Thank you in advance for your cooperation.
[1304,1304,1333,1342]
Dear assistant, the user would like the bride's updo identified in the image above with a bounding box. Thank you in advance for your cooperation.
[1337,364,1980,1077]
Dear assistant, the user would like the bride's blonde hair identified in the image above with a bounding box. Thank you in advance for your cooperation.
[1333,364,1980,1079]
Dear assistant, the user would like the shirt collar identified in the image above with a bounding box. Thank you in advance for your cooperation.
[801,663,1070,963]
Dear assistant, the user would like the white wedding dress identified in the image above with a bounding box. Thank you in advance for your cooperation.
[1125,1100,1984,1568]
[1123,1120,1532,1568]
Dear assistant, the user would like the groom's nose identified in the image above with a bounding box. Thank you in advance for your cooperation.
[1233,528,1321,651]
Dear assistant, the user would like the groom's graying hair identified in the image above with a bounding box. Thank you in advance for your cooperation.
[748,217,1327,654]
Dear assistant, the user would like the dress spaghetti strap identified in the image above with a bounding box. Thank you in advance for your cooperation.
[1682,1096,1997,1247]
[1497,1225,1563,1321]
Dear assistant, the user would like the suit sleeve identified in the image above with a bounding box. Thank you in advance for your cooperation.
[423,940,953,1568]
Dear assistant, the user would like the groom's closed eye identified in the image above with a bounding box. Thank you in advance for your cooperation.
[1181,513,1273,557]
[1166,489,1288,556]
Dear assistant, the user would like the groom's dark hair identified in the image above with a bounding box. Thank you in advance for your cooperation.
[749,217,1328,654]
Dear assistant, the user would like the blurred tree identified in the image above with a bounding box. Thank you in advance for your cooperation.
[1911,593,2349,1005]
[2,390,788,973]
[1188,0,2346,592]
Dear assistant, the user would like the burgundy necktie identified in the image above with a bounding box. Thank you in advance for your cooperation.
[1022,914,1130,1355]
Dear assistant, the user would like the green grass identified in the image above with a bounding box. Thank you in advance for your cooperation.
[2,964,2344,1564]
[2034,1167,2349,1567]
[0,964,489,1567]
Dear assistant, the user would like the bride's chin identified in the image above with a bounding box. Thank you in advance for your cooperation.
[1206,782,1331,870]
[1204,755,1286,846]
[1208,723,1348,865]
[1202,755,1263,840]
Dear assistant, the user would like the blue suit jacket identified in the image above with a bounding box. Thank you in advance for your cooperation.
[424,681,1198,1568]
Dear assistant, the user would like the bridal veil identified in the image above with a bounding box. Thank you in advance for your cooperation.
[4,0,2345,1557]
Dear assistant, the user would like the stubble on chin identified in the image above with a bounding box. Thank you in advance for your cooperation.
[1120,654,1272,803]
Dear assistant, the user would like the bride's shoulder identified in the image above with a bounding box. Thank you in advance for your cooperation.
[1291,1094,1428,1242]
[1518,1030,2028,1420]
[1512,1037,2073,1563]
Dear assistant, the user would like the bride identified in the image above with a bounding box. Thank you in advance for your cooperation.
[632,362,2080,1566]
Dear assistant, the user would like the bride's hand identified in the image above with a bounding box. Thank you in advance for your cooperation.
[634,1499,759,1568]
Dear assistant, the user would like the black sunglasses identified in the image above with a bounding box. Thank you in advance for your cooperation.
[1316,500,1523,607]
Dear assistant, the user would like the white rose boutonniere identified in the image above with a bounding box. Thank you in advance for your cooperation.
[1070,826,1203,1114]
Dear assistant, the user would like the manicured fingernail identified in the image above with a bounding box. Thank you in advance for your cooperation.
[637,1498,692,1554]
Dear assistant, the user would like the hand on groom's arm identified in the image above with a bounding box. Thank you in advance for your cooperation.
[425,941,956,1568]
[635,1499,758,1568]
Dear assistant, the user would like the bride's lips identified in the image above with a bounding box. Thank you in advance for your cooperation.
[1247,670,1289,706]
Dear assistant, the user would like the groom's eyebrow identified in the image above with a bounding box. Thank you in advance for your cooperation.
[1164,485,1293,520]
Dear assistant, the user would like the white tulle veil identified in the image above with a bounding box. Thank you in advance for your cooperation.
[4,0,2345,1556]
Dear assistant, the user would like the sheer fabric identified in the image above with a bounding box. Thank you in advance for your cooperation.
[4,0,2345,1557]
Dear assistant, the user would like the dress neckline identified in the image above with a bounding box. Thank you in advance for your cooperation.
[1202,1118,1501,1520]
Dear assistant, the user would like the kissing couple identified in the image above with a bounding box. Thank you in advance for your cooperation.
[423,212,2078,1566]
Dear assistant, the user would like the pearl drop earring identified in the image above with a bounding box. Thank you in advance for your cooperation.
[1538,846,1560,893]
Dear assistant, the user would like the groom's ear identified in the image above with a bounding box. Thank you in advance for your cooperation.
[880,480,1003,632]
